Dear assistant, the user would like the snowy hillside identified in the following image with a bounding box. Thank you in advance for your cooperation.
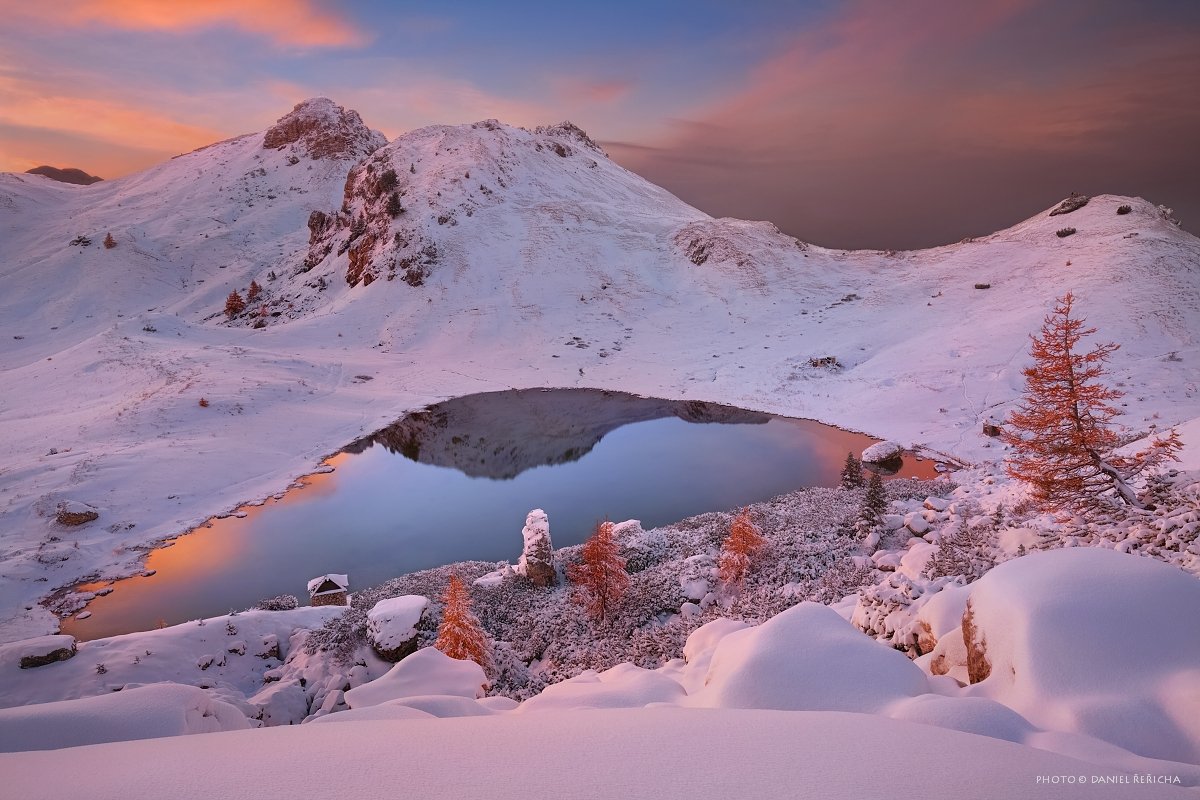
[1,97,1199,644]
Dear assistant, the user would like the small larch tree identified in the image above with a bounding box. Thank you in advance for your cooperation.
[1002,292,1181,513]
[224,290,246,318]
[840,452,864,488]
[567,520,629,623]
[247,280,261,303]
[435,574,493,674]
[717,508,766,591]
[103,232,116,249]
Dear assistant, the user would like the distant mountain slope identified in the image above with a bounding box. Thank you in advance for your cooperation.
[25,166,103,185]
[0,97,1197,641]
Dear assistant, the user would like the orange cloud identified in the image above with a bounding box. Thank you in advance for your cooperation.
[4,0,366,48]
[0,75,224,154]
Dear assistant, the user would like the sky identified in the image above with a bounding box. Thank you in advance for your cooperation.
[1,0,1198,249]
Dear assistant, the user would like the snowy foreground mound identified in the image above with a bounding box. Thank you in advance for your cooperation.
[2,549,1197,796]
[4,710,1191,800]
[963,547,1200,764]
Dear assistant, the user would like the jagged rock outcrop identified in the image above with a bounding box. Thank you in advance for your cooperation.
[298,117,662,288]
[263,98,386,161]
[516,509,556,587]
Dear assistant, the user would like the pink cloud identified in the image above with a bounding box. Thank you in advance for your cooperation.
[609,0,1200,248]
[552,77,634,106]
[2,0,367,48]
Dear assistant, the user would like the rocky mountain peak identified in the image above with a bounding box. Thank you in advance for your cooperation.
[262,97,387,161]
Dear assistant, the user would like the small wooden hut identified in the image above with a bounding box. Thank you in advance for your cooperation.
[307,573,349,606]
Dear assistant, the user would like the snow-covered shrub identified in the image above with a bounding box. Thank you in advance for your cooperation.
[1055,227,1076,238]
[302,605,368,665]
[926,519,995,582]
[254,594,299,611]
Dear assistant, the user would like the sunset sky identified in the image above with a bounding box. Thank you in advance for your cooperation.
[2,0,1198,249]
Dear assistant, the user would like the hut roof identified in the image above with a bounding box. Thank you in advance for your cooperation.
[307,573,349,595]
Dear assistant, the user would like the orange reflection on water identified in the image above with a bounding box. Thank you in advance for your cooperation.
[60,456,346,639]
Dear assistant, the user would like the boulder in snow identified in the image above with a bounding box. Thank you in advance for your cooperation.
[366,595,429,662]
[344,646,488,709]
[55,500,98,526]
[690,602,929,712]
[250,679,310,727]
[862,441,903,465]
[904,513,931,535]
[1,634,77,669]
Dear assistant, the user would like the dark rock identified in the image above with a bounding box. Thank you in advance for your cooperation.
[18,635,77,669]
[26,166,102,185]
[1049,194,1089,216]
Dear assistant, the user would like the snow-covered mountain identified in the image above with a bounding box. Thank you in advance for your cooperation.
[0,97,1198,641]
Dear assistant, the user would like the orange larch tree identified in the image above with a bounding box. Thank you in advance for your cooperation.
[1002,292,1181,514]
[247,280,261,303]
[718,508,767,591]
[567,520,630,623]
[435,574,493,674]
[224,290,246,318]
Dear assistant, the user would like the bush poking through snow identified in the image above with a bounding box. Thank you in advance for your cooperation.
[1117,204,1132,215]
[198,397,209,408]
[102,232,116,249]
[386,192,403,217]
[254,594,299,611]
[1055,227,1076,238]
[926,519,994,582]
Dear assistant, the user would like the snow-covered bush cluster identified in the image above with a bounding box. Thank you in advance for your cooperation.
[301,478,943,700]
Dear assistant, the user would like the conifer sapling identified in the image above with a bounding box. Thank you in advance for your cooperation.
[840,452,864,488]
[434,574,493,674]
[717,508,766,591]
[861,471,886,524]
[224,290,246,318]
[567,520,629,623]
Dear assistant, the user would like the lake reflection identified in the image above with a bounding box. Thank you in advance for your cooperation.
[62,389,936,639]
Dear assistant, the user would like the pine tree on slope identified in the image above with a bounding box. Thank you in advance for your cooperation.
[1002,292,1180,513]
